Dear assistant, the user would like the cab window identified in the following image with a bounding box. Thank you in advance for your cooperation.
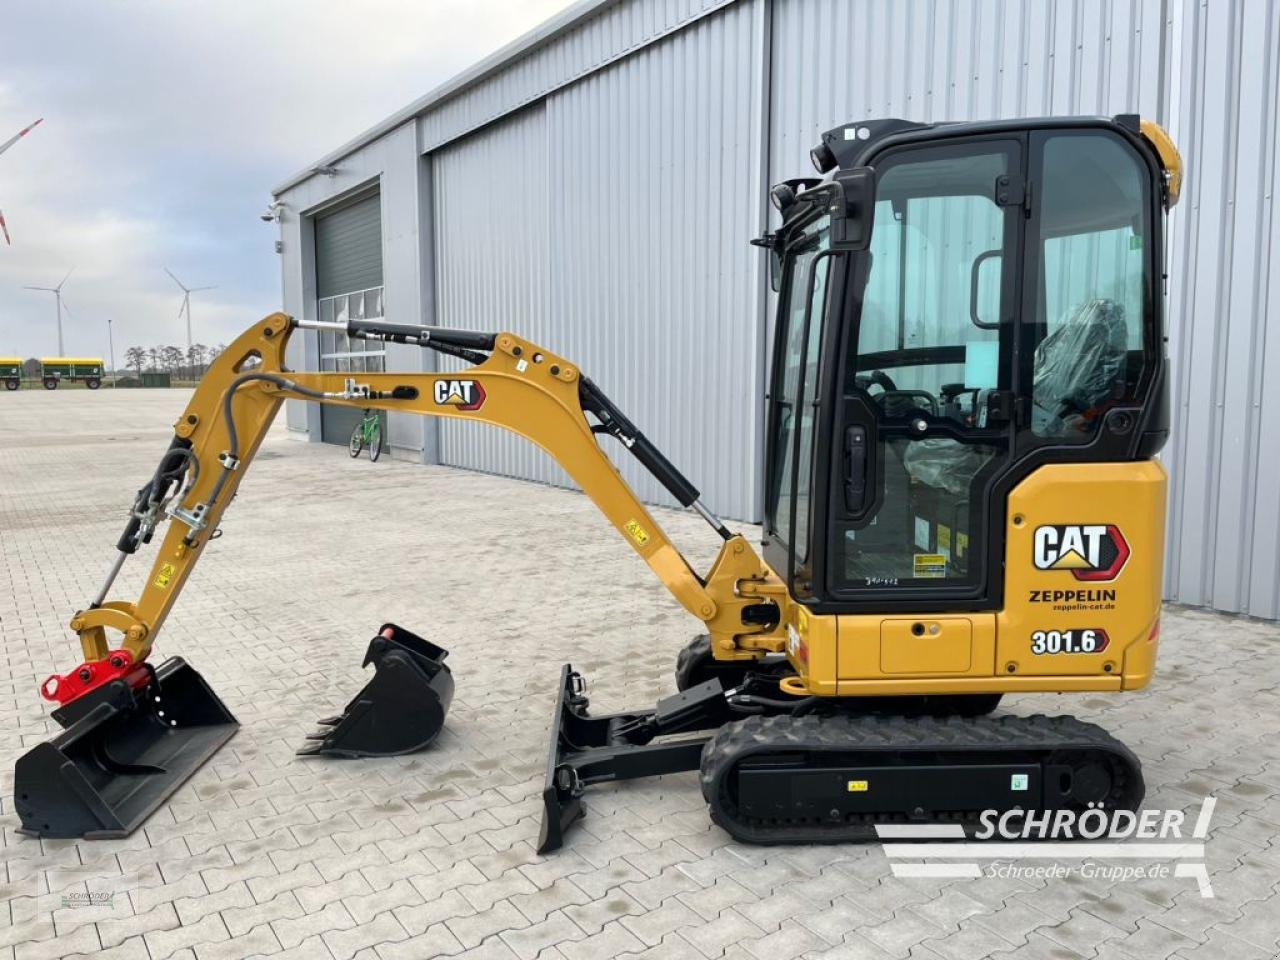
[766,217,831,561]
[1029,133,1151,439]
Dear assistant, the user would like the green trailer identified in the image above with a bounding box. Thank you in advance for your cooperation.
[40,357,104,390]
[1,358,22,391]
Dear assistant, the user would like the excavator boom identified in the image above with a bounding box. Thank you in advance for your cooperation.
[15,313,782,840]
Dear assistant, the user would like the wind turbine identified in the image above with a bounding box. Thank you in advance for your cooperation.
[0,118,44,246]
[164,267,216,350]
[23,268,73,355]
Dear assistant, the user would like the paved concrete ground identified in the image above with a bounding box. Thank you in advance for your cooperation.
[1,388,1278,960]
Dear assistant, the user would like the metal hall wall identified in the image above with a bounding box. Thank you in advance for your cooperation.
[429,1,767,518]
[278,0,1280,616]
[431,105,560,483]
[543,0,767,516]
[1162,0,1280,618]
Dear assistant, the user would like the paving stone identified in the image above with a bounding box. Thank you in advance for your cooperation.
[193,922,283,960]
[558,921,644,960]
[497,910,586,960]
[678,911,765,958]
[98,903,181,949]
[13,925,100,960]
[219,890,304,937]
[273,901,356,950]
[143,914,229,960]
[321,912,409,960]
[447,900,530,949]
[373,923,465,960]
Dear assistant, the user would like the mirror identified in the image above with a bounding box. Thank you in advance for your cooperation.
[830,166,875,250]
[969,248,1002,330]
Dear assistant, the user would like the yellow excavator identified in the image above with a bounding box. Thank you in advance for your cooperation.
[14,114,1182,853]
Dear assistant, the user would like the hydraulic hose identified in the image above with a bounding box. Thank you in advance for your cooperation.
[204,373,327,516]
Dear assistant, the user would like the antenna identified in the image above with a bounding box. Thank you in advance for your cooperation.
[164,267,216,350]
[23,267,73,355]
[0,119,43,246]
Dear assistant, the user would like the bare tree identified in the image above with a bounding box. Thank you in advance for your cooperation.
[162,345,183,375]
[146,347,160,371]
[125,347,146,375]
[187,343,208,379]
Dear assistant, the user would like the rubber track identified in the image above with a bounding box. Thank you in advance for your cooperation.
[699,712,1144,844]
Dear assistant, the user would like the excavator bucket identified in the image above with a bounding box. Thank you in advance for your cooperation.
[297,623,453,757]
[14,657,237,839]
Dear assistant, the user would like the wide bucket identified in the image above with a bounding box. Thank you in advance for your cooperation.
[297,623,453,757]
[14,657,238,839]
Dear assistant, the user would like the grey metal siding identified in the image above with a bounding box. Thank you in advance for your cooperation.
[314,193,383,298]
[277,0,1280,619]
[429,2,765,519]
[431,105,562,484]
[414,0,738,153]
[767,0,1164,182]
[542,0,766,517]
[1162,0,1280,617]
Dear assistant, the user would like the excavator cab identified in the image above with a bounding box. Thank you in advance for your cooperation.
[765,115,1171,614]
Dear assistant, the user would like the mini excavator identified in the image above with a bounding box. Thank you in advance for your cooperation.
[14,114,1182,853]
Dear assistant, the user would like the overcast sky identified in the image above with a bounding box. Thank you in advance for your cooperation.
[0,0,575,362]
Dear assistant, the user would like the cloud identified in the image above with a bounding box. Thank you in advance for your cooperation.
[0,0,576,360]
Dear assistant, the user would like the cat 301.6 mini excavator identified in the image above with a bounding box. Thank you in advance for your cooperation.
[15,114,1182,853]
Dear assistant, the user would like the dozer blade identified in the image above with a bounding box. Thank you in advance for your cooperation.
[538,664,718,854]
[14,657,237,839]
[297,623,453,758]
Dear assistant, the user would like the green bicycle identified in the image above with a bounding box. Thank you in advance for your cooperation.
[348,409,383,462]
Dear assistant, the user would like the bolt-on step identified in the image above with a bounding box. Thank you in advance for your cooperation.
[297,623,453,758]
[14,657,238,839]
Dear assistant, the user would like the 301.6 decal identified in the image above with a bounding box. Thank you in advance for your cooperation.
[1030,628,1109,655]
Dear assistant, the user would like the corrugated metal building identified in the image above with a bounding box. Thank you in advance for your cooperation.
[273,0,1280,619]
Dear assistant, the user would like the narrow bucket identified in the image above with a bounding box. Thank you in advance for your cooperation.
[297,623,453,758]
[14,657,238,839]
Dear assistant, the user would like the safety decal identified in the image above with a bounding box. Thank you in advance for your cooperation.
[1032,525,1129,581]
[624,519,650,546]
[1030,628,1110,655]
[913,553,947,579]
[153,562,176,590]
[847,780,869,792]
[433,379,486,411]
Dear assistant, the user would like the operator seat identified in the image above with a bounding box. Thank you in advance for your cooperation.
[1031,297,1128,434]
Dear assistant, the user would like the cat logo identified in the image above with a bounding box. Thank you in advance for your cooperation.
[433,379,486,411]
[1033,524,1130,582]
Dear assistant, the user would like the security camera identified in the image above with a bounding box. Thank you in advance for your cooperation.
[260,201,283,223]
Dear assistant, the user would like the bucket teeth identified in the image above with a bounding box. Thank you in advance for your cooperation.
[296,624,453,759]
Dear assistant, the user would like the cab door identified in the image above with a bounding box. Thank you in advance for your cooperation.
[822,138,1024,608]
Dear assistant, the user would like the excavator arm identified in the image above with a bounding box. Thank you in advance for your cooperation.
[43,313,785,709]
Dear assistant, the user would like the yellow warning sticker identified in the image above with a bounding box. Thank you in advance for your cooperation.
[624,519,650,546]
[153,562,176,590]
[937,524,952,561]
[913,553,947,579]
[848,780,869,792]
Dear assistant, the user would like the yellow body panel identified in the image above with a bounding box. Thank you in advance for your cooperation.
[39,357,104,365]
[997,461,1166,691]
[781,461,1166,698]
